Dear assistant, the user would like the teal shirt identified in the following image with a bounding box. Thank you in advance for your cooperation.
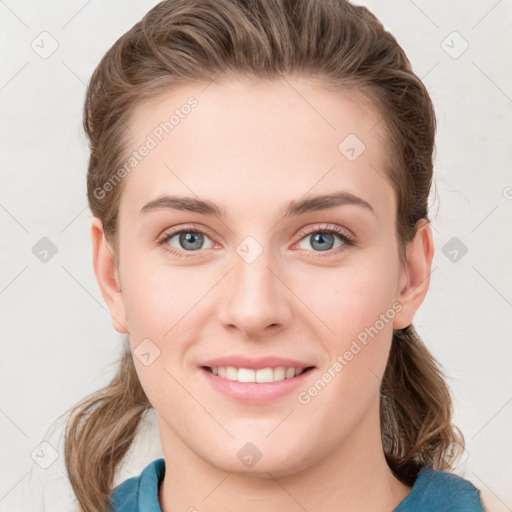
[109,458,486,511]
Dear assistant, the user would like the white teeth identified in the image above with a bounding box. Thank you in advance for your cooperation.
[208,365,309,383]
[225,366,238,381]
[237,368,255,382]
[255,367,273,383]
[273,366,285,381]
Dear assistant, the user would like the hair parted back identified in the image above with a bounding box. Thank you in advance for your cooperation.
[62,0,464,510]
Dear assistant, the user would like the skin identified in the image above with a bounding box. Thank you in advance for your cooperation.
[92,76,434,511]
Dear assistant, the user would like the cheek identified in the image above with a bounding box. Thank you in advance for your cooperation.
[292,281,396,445]
[298,251,400,400]
[300,252,400,342]
[120,254,198,335]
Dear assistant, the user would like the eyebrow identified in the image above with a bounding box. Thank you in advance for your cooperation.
[139,191,376,219]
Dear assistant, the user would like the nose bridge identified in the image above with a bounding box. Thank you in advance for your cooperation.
[217,235,290,335]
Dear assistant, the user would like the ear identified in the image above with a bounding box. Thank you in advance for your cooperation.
[393,218,434,330]
[91,217,128,334]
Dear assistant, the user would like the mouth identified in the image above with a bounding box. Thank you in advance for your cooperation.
[198,355,317,403]
[201,365,316,383]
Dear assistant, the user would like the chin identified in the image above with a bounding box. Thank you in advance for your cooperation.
[205,444,317,479]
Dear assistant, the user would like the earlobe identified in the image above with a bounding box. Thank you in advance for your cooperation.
[393,219,434,330]
[91,217,128,334]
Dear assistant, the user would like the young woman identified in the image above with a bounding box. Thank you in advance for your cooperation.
[63,0,487,510]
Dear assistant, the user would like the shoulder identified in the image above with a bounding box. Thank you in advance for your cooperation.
[394,466,486,512]
[109,458,165,512]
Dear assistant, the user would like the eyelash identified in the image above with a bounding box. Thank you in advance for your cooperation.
[157,223,356,258]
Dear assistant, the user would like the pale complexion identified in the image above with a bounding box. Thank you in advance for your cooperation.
[92,76,433,511]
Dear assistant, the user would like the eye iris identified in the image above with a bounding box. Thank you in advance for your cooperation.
[310,232,334,251]
[180,231,203,250]
[171,230,341,253]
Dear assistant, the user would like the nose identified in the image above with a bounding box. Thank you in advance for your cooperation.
[216,244,292,339]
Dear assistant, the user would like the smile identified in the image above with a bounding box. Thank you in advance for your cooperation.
[204,366,315,383]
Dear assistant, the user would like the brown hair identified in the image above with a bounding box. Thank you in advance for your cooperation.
[63,0,464,510]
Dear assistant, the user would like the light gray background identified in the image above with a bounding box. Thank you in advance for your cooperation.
[1,1,511,510]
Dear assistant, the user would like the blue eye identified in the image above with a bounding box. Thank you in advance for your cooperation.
[158,223,355,258]
[159,228,215,256]
[299,231,342,251]
[296,226,355,254]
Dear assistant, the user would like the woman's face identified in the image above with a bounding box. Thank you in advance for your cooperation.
[97,76,424,477]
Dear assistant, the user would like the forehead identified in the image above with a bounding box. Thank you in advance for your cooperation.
[118,76,395,222]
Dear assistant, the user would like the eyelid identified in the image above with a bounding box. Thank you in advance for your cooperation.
[295,223,356,244]
[156,223,218,258]
[158,223,215,242]
[158,222,356,257]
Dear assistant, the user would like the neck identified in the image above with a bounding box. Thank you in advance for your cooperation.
[158,404,411,512]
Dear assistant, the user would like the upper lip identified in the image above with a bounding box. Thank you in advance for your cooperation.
[199,356,315,370]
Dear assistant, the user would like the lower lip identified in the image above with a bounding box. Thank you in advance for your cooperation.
[199,367,316,404]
